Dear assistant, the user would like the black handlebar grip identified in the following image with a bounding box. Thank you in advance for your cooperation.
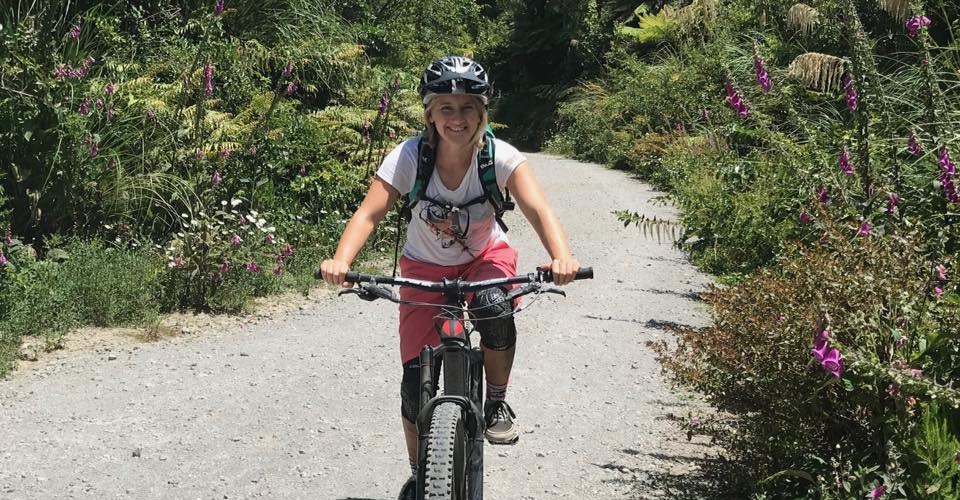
[576,267,594,280]
[345,272,361,283]
[313,268,323,280]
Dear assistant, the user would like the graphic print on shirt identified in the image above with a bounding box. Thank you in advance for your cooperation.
[417,200,474,252]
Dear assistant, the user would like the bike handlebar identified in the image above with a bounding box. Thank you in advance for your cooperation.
[314,267,593,293]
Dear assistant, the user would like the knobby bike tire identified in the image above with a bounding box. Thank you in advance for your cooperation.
[423,402,470,500]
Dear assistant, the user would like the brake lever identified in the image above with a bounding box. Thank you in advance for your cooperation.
[338,287,378,302]
[538,286,566,297]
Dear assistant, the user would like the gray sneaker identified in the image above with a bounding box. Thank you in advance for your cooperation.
[484,400,519,445]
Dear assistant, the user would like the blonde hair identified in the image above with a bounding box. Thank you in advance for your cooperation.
[422,95,489,149]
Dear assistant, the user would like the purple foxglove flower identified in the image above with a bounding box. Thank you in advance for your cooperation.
[753,46,772,93]
[840,146,854,175]
[0,251,7,267]
[934,286,944,296]
[820,347,843,379]
[220,148,231,159]
[246,260,261,273]
[281,244,294,257]
[886,192,899,214]
[105,82,116,96]
[286,81,298,96]
[812,327,829,350]
[799,210,812,224]
[725,82,749,117]
[905,15,931,38]
[78,97,90,116]
[936,264,947,280]
[908,131,923,156]
[895,337,907,347]
[689,417,701,426]
[212,170,223,185]
[88,142,99,157]
[869,484,885,499]
[220,260,230,273]
[858,221,872,236]
[203,63,213,96]
[843,73,858,112]
[887,383,899,397]
[282,61,293,79]
[939,148,956,176]
[378,92,390,115]
[95,98,104,109]
[69,24,81,39]
[106,106,116,121]
[910,368,922,379]
[811,341,830,363]
[214,0,225,16]
[265,233,274,244]
[230,233,242,247]
[272,265,284,276]
[942,176,959,203]
[817,183,829,204]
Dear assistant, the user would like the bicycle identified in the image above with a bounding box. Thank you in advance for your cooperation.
[325,266,593,500]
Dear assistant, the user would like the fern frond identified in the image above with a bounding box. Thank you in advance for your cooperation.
[787,52,847,91]
[614,210,681,244]
[786,4,820,34]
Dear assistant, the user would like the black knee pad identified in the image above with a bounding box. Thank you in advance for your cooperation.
[470,287,517,351]
[400,358,442,423]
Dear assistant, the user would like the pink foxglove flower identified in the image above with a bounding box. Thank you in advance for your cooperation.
[886,192,899,214]
[105,82,116,96]
[281,243,294,257]
[286,81,298,96]
[0,251,7,267]
[203,63,214,96]
[282,61,293,79]
[378,92,390,115]
[840,146,854,175]
[220,260,230,273]
[820,347,843,379]
[230,233,242,247]
[934,286,944,297]
[78,97,90,116]
[812,327,830,350]
[843,73,858,112]
[69,24,81,39]
[246,260,261,273]
[220,148,231,159]
[908,131,923,156]
[895,337,907,347]
[858,221,872,237]
[212,170,223,185]
[725,82,749,117]
[88,142,99,157]
[753,45,772,93]
[954,450,960,464]
[905,15,931,38]
[799,210,812,224]
[939,148,956,176]
[817,183,829,204]
[811,341,830,363]
[272,265,284,276]
[869,484,885,499]
[214,0,225,16]
[936,263,947,280]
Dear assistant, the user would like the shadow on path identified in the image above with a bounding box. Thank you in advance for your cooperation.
[606,453,751,500]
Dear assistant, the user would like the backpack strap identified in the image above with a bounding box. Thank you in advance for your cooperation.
[400,133,435,223]
[477,127,515,232]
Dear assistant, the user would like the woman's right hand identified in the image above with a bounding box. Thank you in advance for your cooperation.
[319,258,352,287]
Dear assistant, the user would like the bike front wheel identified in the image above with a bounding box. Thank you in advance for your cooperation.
[423,402,470,499]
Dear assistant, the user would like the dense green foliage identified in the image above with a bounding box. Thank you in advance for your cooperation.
[553,0,960,497]
[0,0,505,373]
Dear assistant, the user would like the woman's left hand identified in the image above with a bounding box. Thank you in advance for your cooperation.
[543,256,581,286]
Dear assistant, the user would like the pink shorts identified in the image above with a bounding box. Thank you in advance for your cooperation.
[398,241,519,363]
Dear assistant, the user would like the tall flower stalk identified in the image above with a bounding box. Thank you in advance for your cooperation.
[753,44,771,93]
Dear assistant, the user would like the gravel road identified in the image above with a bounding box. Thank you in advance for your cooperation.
[0,153,716,499]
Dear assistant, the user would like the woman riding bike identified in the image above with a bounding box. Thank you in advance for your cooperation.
[319,55,580,499]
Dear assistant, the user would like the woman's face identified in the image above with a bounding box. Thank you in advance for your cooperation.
[428,94,483,148]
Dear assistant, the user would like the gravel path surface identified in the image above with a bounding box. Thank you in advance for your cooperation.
[0,153,716,499]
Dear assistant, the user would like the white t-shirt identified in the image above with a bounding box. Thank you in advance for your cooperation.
[377,137,527,265]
